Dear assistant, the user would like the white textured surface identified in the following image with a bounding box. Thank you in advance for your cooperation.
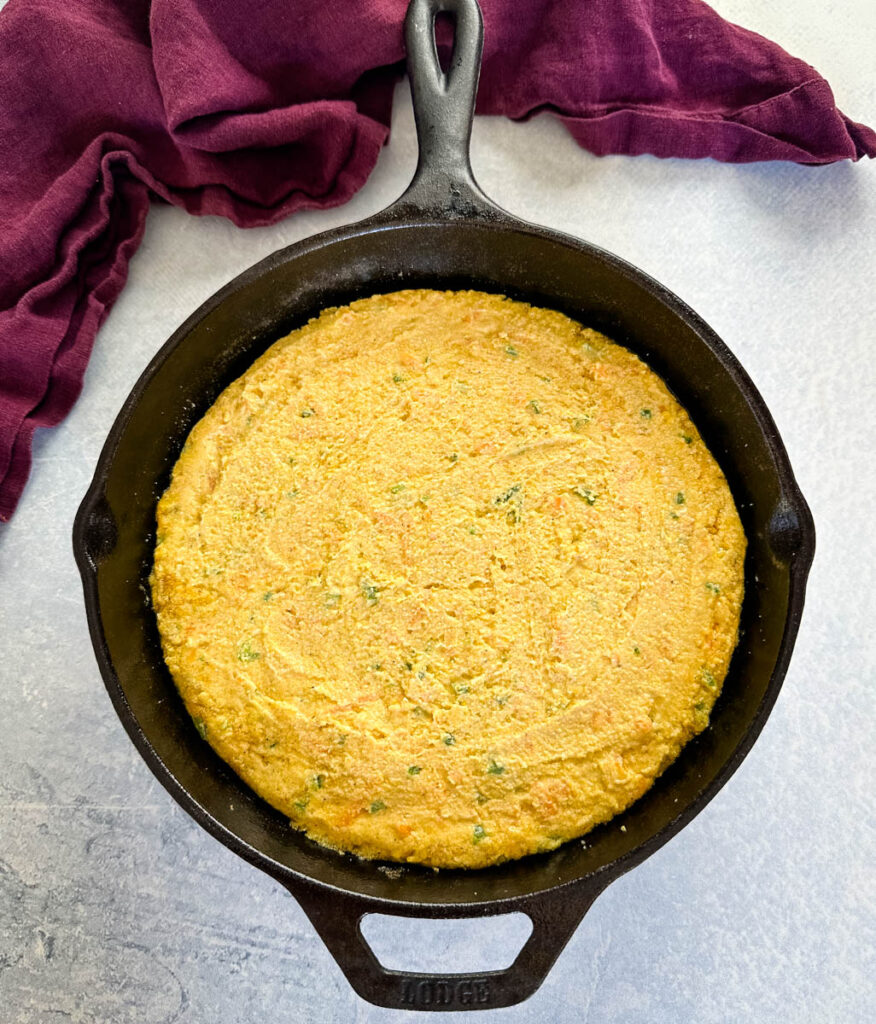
[1,1,875,1021]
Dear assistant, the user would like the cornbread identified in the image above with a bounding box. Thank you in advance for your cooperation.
[150,289,745,869]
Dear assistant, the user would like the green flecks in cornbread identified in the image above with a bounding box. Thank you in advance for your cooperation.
[151,290,745,869]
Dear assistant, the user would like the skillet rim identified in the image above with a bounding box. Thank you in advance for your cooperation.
[73,205,815,913]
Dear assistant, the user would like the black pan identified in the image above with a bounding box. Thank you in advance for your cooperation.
[73,0,815,1011]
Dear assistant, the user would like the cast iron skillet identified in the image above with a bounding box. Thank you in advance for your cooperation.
[73,0,815,1011]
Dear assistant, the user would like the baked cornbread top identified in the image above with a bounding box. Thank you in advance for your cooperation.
[151,289,745,869]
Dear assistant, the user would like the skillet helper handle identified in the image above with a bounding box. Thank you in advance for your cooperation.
[289,882,599,1011]
[396,0,495,218]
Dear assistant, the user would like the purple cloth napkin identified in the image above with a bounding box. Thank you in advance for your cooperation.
[1,0,873,521]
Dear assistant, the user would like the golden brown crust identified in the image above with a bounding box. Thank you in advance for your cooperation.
[150,290,745,868]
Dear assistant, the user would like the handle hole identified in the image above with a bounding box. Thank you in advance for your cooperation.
[359,911,533,974]
[434,11,456,75]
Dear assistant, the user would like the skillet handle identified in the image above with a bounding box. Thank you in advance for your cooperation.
[287,881,600,1011]
[391,0,497,219]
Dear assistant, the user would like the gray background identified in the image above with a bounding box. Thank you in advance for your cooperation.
[2,1,874,1021]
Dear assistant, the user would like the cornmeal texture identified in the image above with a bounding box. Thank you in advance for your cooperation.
[151,290,745,868]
